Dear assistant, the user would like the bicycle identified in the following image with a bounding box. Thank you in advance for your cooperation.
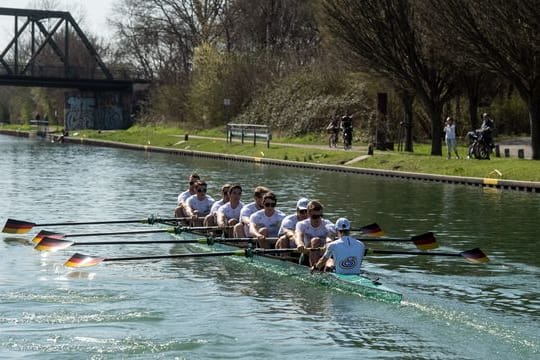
[343,127,353,150]
[467,131,492,159]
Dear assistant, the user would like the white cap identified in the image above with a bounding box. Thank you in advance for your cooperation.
[296,198,309,210]
[335,217,351,231]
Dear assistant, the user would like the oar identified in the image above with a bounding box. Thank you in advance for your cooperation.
[357,232,439,250]
[32,226,229,243]
[366,248,490,264]
[64,250,250,267]
[63,246,326,268]
[34,236,262,252]
[32,228,177,243]
[2,216,189,234]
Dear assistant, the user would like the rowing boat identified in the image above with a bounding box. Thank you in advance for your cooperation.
[174,232,403,304]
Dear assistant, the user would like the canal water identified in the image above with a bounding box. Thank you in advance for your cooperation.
[0,134,538,359]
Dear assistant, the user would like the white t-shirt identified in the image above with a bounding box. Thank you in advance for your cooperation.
[186,195,215,216]
[217,201,244,222]
[278,213,300,235]
[295,218,336,246]
[249,209,286,237]
[239,202,260,224]
[177,190,192,205]
[210,199,226,215]
[323,236,365,275]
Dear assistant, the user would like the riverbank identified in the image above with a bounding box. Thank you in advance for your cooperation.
[1,127,539,192]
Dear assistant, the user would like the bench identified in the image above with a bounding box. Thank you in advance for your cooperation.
[226,123,271,148]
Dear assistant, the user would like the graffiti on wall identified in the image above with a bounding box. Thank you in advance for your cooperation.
[65,93,124,130]
[95,94,123,130]
[65,95,95,130]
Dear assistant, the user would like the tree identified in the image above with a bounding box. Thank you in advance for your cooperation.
[430,0,540,159]
[321,0,459,155]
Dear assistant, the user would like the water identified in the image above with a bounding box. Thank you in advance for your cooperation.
[0,134,538,359]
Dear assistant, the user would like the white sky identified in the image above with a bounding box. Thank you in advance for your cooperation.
[0,0,116,48]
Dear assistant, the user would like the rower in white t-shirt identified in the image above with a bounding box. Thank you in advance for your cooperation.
[313,217,366,275]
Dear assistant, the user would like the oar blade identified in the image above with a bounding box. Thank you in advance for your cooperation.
[35,237,74,252]
[64,253,104,268]
[356,223,385,237]
[461,248,490,264]
[32,230,65,243]
[2,218,36,234]
[411,232,439,250]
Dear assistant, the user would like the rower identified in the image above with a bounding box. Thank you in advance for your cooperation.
[185,180,215,226]
[204,183,231,227]
[216,184,244,237]
[275,197,309,250]
[312,217,366,275]
[174,173,200,219]
[249,192,285,248]
[294,200,336,266]
[233,186,269,238]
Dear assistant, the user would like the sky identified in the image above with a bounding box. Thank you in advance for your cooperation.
[0,0,116,48]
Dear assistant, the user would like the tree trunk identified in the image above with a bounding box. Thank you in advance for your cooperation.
[400,92,414,152]
[468,95,479,131]
[527,95,540,160]
[426,101,443,156]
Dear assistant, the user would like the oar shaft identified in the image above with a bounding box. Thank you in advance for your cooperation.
[369,249,461,257]
[66,229,172,237]
[67,237,273,246]
[37,219,148,226]
[359,238,414,242]
[103,250,245,262]
[72,239,201,246]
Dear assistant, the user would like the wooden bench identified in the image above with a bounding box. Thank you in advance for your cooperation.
[226,123,271,148]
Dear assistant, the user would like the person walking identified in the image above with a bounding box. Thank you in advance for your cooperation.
[444,117,460,159]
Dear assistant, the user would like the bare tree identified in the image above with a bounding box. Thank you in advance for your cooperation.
[321,0,459,155]
[110,0,225,81]
[430,0,540,159]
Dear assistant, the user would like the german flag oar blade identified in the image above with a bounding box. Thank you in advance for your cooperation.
[411,232,439,250]
[461,248,490,263]
[32,230,65,243]
[64,253,105,268]
[357,223,385,237]
[2,219,35,234]
[35,237,74,252]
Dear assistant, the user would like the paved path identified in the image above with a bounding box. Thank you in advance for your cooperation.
[181,134,533,160]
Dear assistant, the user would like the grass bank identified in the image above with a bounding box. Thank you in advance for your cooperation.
[2,123,539,182]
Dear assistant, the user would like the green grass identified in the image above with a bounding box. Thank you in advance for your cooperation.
[2,123,538,182]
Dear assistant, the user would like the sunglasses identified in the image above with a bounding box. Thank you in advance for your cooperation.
[197,188,207,193]
[310,214,322,219]
[231,191,242,195]
[297,209,308,214]
[189,181,196,185]
[264,202,276,208]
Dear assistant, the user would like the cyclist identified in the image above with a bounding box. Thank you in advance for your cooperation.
[341,112,353,149]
